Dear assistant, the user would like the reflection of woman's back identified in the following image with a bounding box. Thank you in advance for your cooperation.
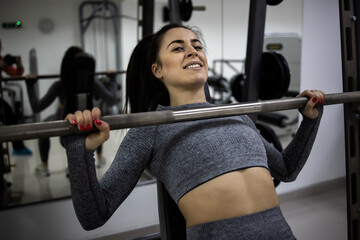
[26,46,117,176]
[60,48,96,118]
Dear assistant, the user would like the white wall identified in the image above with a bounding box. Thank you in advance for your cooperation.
[0,0,346,239]
[275,0,345,194]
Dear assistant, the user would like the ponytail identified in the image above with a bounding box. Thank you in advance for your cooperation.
[124,35,169,113]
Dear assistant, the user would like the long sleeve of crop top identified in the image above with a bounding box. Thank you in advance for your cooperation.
[243,107,323,182]
[26,79,62,113]
[62,126,154,230]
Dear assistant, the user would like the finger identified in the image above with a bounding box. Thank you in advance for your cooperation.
[85,125,110,150]
[311,90,326,105]
[83,109,93,131]
[85,118,110,150]
[93,119,110,139]
[318,90,326,103]
[309,90,319,104]
[299,89,326,105]
[297,89,315,99]
[74,111,85,131]
[65,113,78,125]
[303,97,319,119]
[91,107,104,127]
[91,107,101,123]
[91,108,109,142]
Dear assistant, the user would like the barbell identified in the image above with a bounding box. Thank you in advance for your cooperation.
[0,70,126,82]
[0,91,359,142]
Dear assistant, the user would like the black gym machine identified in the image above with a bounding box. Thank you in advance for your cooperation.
[339,0,360,239]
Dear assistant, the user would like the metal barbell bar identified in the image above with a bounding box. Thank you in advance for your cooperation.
[0,91,359,142]
[0,70,127,82]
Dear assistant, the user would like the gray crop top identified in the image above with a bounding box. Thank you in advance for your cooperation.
[62,102,322,230]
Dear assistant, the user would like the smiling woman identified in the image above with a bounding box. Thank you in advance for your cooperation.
[61,23,325,239]
[151,27,208,106]
[123,24,210,114]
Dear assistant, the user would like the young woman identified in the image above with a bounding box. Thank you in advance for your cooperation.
[63,24,325,239]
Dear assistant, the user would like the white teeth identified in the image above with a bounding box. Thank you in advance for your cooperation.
[185,64,201,69]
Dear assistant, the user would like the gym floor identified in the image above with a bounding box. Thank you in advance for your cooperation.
[279,177,347,239]
[3,128,347,239]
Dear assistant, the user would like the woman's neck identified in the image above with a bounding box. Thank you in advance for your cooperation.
[169,87,207,106]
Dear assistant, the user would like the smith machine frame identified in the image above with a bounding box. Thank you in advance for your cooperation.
[339,0,360,239]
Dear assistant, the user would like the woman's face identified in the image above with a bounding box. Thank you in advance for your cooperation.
[152,27,208,93]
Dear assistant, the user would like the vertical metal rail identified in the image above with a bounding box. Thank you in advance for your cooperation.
[243,0,267,103]
[0,74,10,209]
[339,0,360,239]
[243,0,267,122]
[168,0,182,24]
[138,0,154,40]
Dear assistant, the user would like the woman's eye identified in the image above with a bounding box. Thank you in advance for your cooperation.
[194,46,203,51]
[173,47,183,52]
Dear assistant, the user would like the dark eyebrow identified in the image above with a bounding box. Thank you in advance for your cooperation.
[167,39,202,49]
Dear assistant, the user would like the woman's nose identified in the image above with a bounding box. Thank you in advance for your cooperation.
[186,48,198,58]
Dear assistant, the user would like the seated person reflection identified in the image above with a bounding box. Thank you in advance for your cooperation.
[62,24,325,239]
[26,46,117,176]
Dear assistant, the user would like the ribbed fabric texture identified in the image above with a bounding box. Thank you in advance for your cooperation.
[186,206,296,240]
[63,101,322,230]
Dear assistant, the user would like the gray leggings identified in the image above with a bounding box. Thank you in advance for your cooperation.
[186,206,296,240]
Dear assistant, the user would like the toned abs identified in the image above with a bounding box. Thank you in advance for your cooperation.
[178,167,280,227]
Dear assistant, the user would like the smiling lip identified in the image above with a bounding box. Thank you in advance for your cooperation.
[183,61,203,69]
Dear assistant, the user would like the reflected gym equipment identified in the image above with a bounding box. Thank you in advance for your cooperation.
[0,70,126,82]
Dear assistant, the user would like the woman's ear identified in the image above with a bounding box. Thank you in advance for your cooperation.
[151,63,162,79]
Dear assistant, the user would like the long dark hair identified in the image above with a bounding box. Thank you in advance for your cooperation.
[124,24,200,113]
[60,46,84,85]
[60,46,95,117]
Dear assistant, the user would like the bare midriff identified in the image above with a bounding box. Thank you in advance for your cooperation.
[177,167,280,227]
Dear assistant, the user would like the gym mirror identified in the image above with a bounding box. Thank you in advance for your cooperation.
[0,0,302,209]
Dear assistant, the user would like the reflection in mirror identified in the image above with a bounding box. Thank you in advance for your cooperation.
[1,0,303,209]
[0,0,147,209]
[3,130,155,208]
